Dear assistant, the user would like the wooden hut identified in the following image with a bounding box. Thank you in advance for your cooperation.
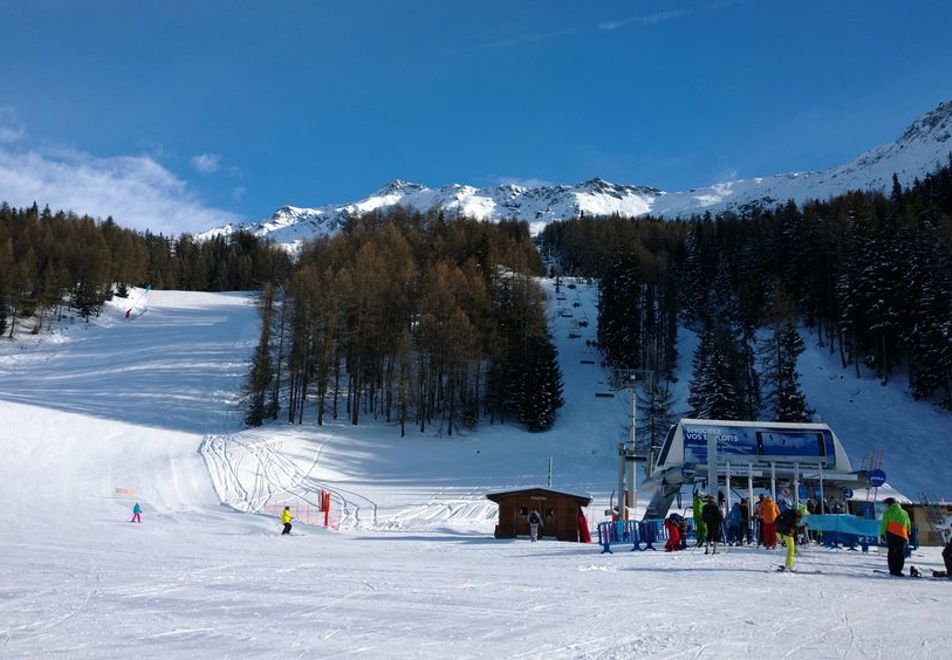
[486,487,592,541]
[907,502,952,546]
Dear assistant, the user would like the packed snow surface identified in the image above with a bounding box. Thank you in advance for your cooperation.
[1,283,951,658]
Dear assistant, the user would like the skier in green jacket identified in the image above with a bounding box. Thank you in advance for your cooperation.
[880,497,911,576]
[692,492,707,547]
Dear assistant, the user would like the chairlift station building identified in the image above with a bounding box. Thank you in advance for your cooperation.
[641,419,876,518]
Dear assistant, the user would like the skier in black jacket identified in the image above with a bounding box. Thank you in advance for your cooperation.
[776,508,803,572]
[701,495,724,555]
[942,529,952,577]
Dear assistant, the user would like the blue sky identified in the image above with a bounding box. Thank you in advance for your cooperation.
[1,0,951,233]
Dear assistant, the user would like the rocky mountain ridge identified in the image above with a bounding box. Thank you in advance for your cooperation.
[202,100,952,248]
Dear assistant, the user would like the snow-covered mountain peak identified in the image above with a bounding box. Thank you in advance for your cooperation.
[209,99,952,248]
[495,182,527,195]
[374,179,426,196]
[575,177,661,198]
[899,100,952,145]
[272,205,320,221]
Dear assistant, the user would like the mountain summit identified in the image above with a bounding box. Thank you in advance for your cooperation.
[203,100,952,249]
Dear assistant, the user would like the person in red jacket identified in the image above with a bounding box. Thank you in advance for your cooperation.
[664,514,682,551]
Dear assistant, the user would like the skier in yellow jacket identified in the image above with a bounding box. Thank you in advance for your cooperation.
[281,506,293,536]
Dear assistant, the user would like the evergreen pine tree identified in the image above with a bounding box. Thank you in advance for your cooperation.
[763,323,812,422]
[679,225,708,328]
[705,255,757,417]
[516,329,564,431]
[596,253,642,369]
[688,319,741,419]
[759,287,811,422]
[244,287,275,427]
[907,261,952,404]
[637,380,677,461]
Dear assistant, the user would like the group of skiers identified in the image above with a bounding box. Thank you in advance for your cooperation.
[661,492,815,571]
[127,502,299,536]
[679,492,784,553]
[659,491,952,576]
[132,496,952,578]
[277,496,952,578]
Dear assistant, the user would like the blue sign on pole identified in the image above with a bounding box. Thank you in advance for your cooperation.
[842,487,854,499]
[868,469,886,488]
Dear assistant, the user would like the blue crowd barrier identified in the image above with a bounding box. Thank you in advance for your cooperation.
[802,514,918,554]
[596,518,675,553]
[597,520,638,553]
[597,515,918,556]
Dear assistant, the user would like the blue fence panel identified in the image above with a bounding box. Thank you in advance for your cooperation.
[597,520,640,553]
[638,519,666,551]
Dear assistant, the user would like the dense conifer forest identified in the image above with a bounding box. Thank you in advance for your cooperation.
[4,158,950,440]
[244,209,565,435]
[541,159,952,417]
[0,202,293,337]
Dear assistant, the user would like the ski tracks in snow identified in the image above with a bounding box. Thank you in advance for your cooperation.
[199,433,378,529]
[384,487,497,532]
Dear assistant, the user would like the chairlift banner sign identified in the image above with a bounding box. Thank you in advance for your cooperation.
[683,425,757,463]
[683,424,833,464]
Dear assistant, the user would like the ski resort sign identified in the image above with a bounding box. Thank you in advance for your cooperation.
[868,469,887,488]
[682,423,833,464]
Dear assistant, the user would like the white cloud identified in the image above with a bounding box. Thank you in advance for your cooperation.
[598,9,691,31]
[190,152,222,174]
[496,177,554,189]
[716,167,740,182]
[0,126,24,143]
[481,27,580,49]
[0,146,238,235]
[0,107,25,143]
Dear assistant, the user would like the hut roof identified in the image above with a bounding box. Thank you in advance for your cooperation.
[485,486,592,506]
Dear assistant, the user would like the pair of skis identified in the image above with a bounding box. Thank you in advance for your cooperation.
[775,566,822,574]
[872,567,949,579]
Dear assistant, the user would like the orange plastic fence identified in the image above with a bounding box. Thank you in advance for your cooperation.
[264,492,342,530]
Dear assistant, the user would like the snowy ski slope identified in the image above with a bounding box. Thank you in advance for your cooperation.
[0,284,950,658]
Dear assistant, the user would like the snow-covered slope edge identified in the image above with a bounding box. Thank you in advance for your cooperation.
[203,100,952,246]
